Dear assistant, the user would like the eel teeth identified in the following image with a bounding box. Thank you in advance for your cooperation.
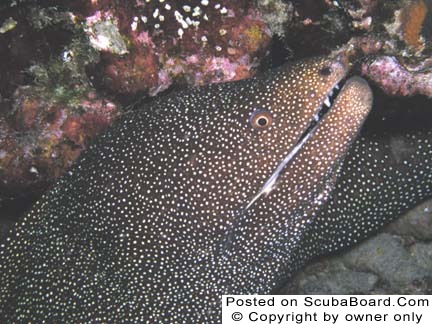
[324,97,331,107]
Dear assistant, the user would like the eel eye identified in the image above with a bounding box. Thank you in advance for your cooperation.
[319,66,332,76]
[250,109,273,130]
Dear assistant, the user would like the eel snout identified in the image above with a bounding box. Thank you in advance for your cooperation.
[260,76,373,213]
[309,75,373,170]
[332,76,373,132]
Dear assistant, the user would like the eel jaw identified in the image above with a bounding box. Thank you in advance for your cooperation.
[303,79,344,141]
[245,79,347,210]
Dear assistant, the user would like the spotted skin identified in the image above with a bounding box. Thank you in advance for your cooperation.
[298,130,432,263]
[0,57,376,322]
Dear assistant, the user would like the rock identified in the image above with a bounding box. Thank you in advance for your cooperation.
[285,197,432,294]
[281,260,379,294]
[386,199,432,240]
[256,0,294,37]
[342,233,430,288]
[362,56,432,98]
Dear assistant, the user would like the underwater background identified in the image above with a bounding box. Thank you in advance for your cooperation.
[0,0,431,297]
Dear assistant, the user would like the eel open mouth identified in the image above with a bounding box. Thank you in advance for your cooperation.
[302,79,343,142]
[245,79,345,210]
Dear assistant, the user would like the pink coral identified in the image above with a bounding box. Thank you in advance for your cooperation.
[85,1,271,96]
[362,56,432,97]
[0,87,120,192]
[85,10,116,26]
[135,31,155,46]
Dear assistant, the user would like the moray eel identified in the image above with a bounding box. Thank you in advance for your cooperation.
[300,127,432,261]
[0,55,397,322]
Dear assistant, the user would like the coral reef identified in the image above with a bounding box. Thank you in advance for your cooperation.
[384,0,429,52]
[362,55,432,97]
[83,1,272,95]
[1,79,119,193]
[0,4,118,208]
[0,0,272,212]
[256,0,294,37]
[401,0,428,49]
[267,0,432,98]
[1,0,432,243]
